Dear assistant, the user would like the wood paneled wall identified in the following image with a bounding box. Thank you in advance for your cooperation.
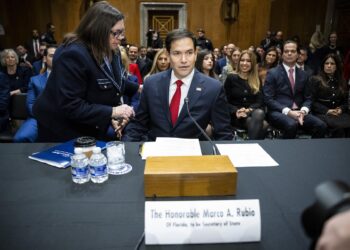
[270,0,328,47]
[0,0,271,51]
[0,0,332,53]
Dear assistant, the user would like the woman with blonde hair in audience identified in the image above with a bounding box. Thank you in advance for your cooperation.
[224,50,268,139]
[307,30,326,74]
[310,53,350,137]
[144,48,170,79]
[220,47,241,84]
[195,49,218,79]
[0,49,32,96]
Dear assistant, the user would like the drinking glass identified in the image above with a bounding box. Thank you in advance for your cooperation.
[106,141,132,175]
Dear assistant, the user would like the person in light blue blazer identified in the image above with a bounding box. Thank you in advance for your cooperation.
[14,46,57,142]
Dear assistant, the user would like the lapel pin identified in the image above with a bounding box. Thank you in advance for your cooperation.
[196,87,202,91]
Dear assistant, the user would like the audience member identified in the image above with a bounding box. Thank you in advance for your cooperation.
[123,28,233,141]
[0,71,10,132]
[14,46,57,142]
[310,53,350,137]
[33,2,138,142]
[213,47,222,61]
[16,45,34,68]
[32,43,47,75]
[128,45,151,82]
[195,49,218,79]
[307,30,326,74]
[224,50,268,139]
[263,40,327,139]
[0,49,32,95]
[150,30,163,50]
[322,31,344,62]
[220,47,241,84]
[258,46,279,85]
[297,46,314,77]
[41,22,57,45]
[272,30,284,50]
[196,28,214,51]
[26,29,42,61]
[215,43,235,75]
[260,30,272,51]
[144,48,170,79]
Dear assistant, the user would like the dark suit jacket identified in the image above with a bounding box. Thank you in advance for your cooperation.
[123,69,233,141]
[214,57,227,75]
[263,64,312,113]
[33,43,138,142]
[0,72,10,131]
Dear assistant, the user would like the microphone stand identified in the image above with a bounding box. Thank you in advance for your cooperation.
[184,97,220,155]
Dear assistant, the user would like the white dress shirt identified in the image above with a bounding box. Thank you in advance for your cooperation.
[168,69,195,116]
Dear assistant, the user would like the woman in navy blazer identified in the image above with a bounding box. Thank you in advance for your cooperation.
[33,2,138,142]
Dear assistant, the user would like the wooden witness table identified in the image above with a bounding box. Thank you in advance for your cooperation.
[1,139,350,249]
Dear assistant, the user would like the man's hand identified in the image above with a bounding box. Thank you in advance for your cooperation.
[288,110,305,125]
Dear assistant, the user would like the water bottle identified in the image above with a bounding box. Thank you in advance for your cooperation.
[89,147,108,183]
[71,148,90,184]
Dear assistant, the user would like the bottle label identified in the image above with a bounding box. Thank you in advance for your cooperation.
[71,166,89,177]
[90,164,107,177]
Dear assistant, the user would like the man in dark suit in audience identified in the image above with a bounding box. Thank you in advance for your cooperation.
[123,29,233,141]
[263,40,327,139]
[297,46,314,77]
[215,43,235,75]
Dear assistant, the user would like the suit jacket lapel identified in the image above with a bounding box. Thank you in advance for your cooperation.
[158,70,172,126]
[280,65,294,95]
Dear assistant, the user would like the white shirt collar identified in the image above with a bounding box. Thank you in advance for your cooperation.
[170,68,195,87]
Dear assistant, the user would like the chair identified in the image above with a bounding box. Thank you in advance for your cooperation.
[0,93,28,142]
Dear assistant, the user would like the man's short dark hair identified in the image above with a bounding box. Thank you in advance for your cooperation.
[165,29,197,53]
[282,39,300,54]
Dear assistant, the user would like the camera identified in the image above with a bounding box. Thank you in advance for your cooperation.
[301,180,350,248]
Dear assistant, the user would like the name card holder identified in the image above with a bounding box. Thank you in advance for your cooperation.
[145,199,261,245]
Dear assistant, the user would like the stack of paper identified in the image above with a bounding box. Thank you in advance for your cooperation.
[140,137,202,160]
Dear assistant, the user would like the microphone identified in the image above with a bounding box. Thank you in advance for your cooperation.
[184,97,219,155]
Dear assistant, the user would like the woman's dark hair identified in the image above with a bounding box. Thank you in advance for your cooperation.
[195,49,216,78]
[63,1,124,64]
[165,29,196,53]
[317,53,347,93]
[262,46,279,68]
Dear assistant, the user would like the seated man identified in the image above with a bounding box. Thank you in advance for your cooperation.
[263,40,327,139]
[123,29,233,141]
[14,46,57,142]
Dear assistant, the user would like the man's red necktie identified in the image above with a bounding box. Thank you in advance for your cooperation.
[169,80,183,125]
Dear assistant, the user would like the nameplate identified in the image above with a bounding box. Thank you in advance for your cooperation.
[145,199,261,245]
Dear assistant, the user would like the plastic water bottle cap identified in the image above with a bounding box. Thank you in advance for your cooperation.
[92,147,101,154]
[74,148,84,154]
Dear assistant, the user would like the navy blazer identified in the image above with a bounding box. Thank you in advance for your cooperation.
[214,57,227,75]
[263,64,312,113]
[0,72,10,131]
[33,43,138,142]
[123,69,233,141]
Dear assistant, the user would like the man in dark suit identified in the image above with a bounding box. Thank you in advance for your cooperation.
[297,46,314,78]
[123,29,233,141]
[215,43,235,75]
[263,40,327,139]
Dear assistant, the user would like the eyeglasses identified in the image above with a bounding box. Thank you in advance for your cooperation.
[110,29,125,39]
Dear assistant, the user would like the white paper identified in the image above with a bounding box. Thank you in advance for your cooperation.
[216,143,278,167]
[145,199,261,245]
[140,137,202,160]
